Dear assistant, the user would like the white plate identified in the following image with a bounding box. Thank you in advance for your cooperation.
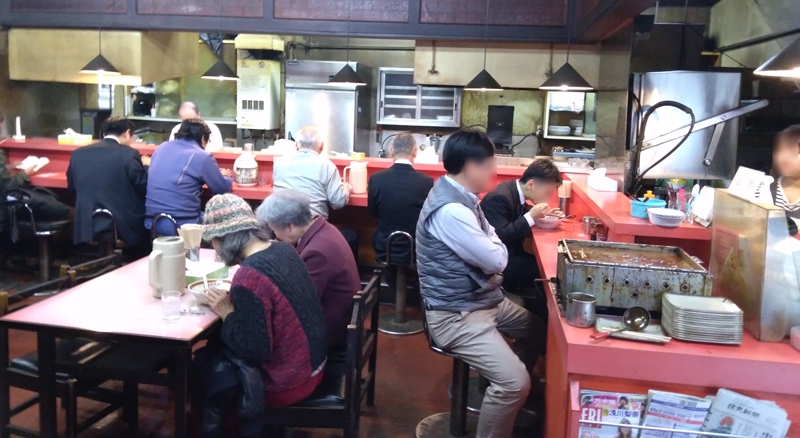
[663,295,743,314]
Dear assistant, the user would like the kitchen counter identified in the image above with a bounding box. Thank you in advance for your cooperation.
[533,222,800,438]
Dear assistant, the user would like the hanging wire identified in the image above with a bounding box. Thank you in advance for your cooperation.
[482,0,490,69]
[346,0,352,62]
[565,1,572,63]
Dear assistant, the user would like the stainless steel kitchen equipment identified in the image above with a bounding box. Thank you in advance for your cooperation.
[376,67,461,128]
[284,60,372,155]
[590,306,650,339]
[710,189,800,342]
[557,239,713,312]
[565,292,597,328]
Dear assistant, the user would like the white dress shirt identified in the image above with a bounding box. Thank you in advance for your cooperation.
[517,180,535,227]
[394,158,413,166]
[427,176,508,275]
[272,149,350,219]
[170,120,223,151]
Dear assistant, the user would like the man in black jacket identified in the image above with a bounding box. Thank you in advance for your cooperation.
[481,159,562,296]
[368,133,434,291]
[67,117,149,248]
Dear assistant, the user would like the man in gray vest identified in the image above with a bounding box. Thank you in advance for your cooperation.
[417,129,544,438]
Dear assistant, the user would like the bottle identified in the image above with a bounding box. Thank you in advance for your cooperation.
[233,143,259,186]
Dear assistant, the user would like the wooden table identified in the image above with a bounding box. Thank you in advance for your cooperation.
[0,250,222,438]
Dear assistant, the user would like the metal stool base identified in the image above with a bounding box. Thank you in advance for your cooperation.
[416,412,477,438]
[378,312,424,335]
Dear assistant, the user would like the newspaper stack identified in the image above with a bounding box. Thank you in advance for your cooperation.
[578,390,647,438]
[662,294,743,345]
[640,390,713,438]
[702,389,790,438]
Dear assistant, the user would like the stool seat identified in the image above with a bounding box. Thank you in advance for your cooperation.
[293,362,347,408]
[17,218,72,234]
[10,338,113,380]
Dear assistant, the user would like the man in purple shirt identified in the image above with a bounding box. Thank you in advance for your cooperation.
[145,119,233,236]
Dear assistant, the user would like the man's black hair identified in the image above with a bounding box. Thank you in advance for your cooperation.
[175,118,211,146]
[520,159,563,185]
[442,129,495,175]
[101,116,135,137]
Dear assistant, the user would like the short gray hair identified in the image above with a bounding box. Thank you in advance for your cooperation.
[256,189,314,229]
[295,126,322,150]
[392,132,416,158]
[215,228,271,266]
[180,101,199,114]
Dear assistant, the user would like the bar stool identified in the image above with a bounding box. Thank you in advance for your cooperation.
[14,202,71,282]
[416,299,476,438]
[151,213,179,239]
[92,209,119,257]
[378,231,423,336]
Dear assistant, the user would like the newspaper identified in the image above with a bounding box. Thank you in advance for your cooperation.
[701,389,790,438]
[639,391,712,438]
[579,390,647,438]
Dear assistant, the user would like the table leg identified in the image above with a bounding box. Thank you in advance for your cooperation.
[174,347,191,438]
[0,327,10,438]
[37,330,57,438]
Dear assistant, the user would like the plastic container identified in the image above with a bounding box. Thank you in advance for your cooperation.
[630,198,666,218]
[791,326,800,352]
[647,208,685,228]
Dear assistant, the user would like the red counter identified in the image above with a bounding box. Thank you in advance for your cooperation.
[533,223,800,438]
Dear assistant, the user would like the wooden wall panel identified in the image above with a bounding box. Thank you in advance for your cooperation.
[137,0,264,18]
[10,0,126,13]
[274,0,409,23]
[420,0,565,26]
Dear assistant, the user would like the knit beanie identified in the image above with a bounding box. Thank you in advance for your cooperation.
[203,194,260,241]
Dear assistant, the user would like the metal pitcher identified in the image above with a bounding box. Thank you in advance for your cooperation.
[565,292,597,328]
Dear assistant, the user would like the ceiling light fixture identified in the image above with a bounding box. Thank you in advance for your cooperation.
[539,13,593,91]
[201,2,239,81]
[464,0,502,91]
[755,36,800,78]
[329,0,366,86]
[80,0,120,76]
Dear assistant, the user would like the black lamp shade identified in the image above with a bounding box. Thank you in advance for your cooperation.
[464,69,502,91]
[201,59,239,81]
[80,54,121,75]
[329,64,367,86]
[755,37,800,78]
[539,62,593,91]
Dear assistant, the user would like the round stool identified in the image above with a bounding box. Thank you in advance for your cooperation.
[378,231,423,336]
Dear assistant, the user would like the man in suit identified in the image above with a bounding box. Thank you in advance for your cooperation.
[67,117,149,248]
[480,159,562,299]
[368,133,434,293]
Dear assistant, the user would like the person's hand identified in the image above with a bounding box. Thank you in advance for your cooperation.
[528,203,551,219]
[545,208,562,217]
[205,286,234,319]
[220,168,233,178]
[342,182,352,195]
[140,155,151,167]
[23,165,38,176]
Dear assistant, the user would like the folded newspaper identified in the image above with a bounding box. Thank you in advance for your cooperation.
[640,390,713,438]
[579,390,647,438]
[701,389,790,438]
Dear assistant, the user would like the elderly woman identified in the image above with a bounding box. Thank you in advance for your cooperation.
[197,194,327,436]
[256,189,360,348]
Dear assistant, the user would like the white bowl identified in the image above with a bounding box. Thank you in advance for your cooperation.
[569,119,584,127]
[647,208,685,228]
[187,279,232,305]
[536,217,562,229]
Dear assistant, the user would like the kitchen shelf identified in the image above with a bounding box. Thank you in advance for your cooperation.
[385,85,417,90]
[385,104,417,109]
[377,67,462,128]
[385,95,416,99]
[543,91,597,146]
[128,115,238,125]
[544,135,597,142]
[421,105,453,110]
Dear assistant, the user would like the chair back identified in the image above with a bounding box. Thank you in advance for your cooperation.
[151,213,179,238]
[385,231,415,267]
[2,275,73,316]
[92,208,119,243]
[59,250,123,285]
[344,270,380,430]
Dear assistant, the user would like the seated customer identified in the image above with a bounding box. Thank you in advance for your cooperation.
[481,159,561,295]
[67,117,149,247]
[168,102,223,150]
[256,189,360,348]
[145,119,233,236]
[368,133,433,293]
[197,194,327,436]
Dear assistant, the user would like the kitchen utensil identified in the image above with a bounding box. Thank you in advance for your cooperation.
[149,236,186,298]
[630,198,666,218]
[188,279,232,305]
[647,208,685,227]
[565,292,597,328]
[591,306,650,339]
[178,224,203,262]
[233,143,259,187]
[536,216,563,229]
[594,316,671,344]
[581,216,596,235]
[546,213,575,220]
[342,161,368,194]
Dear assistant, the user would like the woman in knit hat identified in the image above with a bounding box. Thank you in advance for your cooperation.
[197,194,327,432]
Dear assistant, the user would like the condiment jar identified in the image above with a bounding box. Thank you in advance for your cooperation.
[581,216,596,235]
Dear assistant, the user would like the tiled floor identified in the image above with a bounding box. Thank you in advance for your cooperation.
[3,311,543,438]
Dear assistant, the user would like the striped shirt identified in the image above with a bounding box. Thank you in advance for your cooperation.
[757,177,800,227]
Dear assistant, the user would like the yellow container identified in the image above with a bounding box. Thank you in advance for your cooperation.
[58,134,93,145]
[350,152,366,160]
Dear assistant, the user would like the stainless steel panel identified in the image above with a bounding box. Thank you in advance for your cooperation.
[285,88,356,155]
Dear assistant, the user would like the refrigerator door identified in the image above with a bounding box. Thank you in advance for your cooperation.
[285,88,356,155]
[631,71,741,180]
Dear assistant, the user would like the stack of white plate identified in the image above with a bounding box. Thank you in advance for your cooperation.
[662,294,743,345]
[548,125,571,136]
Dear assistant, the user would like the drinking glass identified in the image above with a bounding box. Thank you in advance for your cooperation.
[162,290,181,322]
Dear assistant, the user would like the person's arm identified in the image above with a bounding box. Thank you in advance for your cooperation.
[66,157,76,193]
[367,176,379,218]
[325,161,349,210]
[481,194,532,245]
[200,154,233,194]
[300,249,330,300]
[125,149,148,196]
[220,285,272,364]
[0,149,29,192]
[432,204,508,274]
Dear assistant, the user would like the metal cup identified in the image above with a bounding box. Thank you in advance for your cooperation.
[565,292,597,328]
[186,247,199,262]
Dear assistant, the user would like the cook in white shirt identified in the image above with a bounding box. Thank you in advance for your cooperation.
[169,101,223,151]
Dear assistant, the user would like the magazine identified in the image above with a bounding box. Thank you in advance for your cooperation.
[579,390,647,438]
[639,390,712,438]
[701,389,790,438]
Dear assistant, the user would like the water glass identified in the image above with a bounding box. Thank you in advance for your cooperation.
[162,290,181,322]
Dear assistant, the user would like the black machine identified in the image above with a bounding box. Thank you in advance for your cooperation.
[487,105,514,153]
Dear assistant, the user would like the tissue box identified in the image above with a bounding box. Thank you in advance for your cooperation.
[58,134,93,145]
[587,175,618,192]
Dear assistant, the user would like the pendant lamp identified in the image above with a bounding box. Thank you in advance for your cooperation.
[539,18,592,91]
[201,1,238,81]
[80,0,120,76]
[755,37,800,78]
[464,0,502,91]
[329,0,366,86]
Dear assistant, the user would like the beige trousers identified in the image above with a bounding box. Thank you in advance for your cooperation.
[425,298,544,438]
